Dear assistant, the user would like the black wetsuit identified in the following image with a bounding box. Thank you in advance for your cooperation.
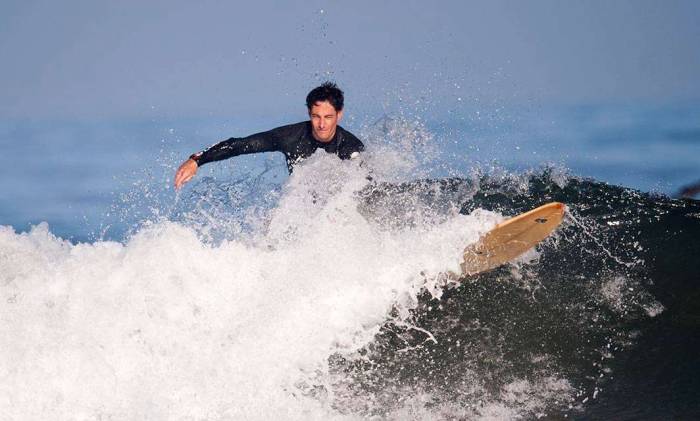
[192,121,365,173]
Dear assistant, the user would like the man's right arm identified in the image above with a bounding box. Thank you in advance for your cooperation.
[194,130,284,166]
[174,124,298,190]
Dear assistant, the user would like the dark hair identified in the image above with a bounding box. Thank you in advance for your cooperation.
[306,82,344,111]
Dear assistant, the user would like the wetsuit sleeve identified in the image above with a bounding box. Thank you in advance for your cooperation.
[338,128,365,160]
[194,127,287,167]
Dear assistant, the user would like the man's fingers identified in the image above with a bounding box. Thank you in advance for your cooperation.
[174,171,193,190]
[175,168,188,189]
[174,170,183,189]
[174,159,198,190]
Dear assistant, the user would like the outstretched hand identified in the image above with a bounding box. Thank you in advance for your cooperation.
[174,158,198,190]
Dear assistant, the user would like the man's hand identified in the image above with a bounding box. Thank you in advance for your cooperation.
[174,158,199,190]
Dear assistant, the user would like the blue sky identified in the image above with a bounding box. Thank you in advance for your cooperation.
[1,0,699,119]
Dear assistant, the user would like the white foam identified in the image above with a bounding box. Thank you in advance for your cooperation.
[599,276,664,318]
[0,151,497,420]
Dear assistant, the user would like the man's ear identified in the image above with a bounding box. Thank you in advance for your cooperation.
[337,109,344,122]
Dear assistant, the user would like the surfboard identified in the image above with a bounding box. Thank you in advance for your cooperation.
[461,202,566,276]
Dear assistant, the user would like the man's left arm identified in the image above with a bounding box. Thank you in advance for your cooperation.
[338,128,365,160]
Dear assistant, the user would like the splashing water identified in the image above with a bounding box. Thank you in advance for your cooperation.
[1,116,694,420]
[0,118,495,420]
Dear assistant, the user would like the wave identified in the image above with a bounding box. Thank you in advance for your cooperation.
[2,120,699,419]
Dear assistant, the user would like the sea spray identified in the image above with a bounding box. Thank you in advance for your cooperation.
[0,147,495,419]
[1,116,684,419]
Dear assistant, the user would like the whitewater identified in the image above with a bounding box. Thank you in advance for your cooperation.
[0,126,512,420]
[3,114,696,419]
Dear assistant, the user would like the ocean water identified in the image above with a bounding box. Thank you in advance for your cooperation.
[1,103,699,419]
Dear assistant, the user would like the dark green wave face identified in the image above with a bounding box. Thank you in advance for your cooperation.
[327,173,700,419]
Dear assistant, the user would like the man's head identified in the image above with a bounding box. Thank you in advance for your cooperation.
[306,82,344,143]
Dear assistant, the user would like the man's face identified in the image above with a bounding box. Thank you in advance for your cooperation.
[309,100,343,143]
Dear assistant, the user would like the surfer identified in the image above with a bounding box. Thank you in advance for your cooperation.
[174,82,365,189]
[678,180,700,199]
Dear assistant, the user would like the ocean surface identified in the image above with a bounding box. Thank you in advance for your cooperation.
[1,103,699,419]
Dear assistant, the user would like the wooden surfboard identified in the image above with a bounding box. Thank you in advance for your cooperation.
[461,202,566,276]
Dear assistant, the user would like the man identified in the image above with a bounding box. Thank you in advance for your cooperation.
[679,180,700,198]
[174,82,365,189]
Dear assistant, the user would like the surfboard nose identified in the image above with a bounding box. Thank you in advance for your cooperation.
[460,202,567,276]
